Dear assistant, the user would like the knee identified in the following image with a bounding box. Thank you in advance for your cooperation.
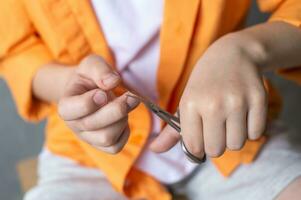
[276,176,301,200]
[23,185,56,200]
[23,188,40,200]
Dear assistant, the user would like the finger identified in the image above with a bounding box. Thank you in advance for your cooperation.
[79,118,128,147]
[94,126,130,154]
[77,55,121,90]
[76,93,140,131]
[226,111,247,150]
[247,89,268,140]
[149,124,181,153]
[180,100,205,159]
[203,115,226,157]
[64,71,98,97]
[58,89,107,121]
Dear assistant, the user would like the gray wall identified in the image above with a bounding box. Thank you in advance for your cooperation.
[0,81,45,200]
[0,1,300,200]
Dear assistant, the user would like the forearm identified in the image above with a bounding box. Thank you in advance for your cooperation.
[228,21,301,71]
[32,63,74,103]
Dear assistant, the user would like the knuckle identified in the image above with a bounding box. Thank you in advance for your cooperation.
[180,98,197,111]
[57,100,66,119]
[248,130,263,140]
[250,88,267,106]
[80,118,91,131]
[227,141,244,151]
[189,146,204,158]
[248,123,266,140]
[205,99,223,115]
[78,55,93,70]
[107,146,123,154]
[66,121,81,133]
[98,133,115,147]
[185,141,204,157]
[120,116,129,124]
[79,99,91,114]
[112,102,128,118]
[205,145,225,157]
[226,94,245,111]
[78,55,110,74]
[91,145,105,152]
[80,54,104,67]
[77,132,91,144]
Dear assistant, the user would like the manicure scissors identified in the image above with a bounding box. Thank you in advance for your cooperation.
[127,93,206,164]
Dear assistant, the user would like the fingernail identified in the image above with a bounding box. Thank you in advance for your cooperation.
[101,72,120,87]
[93,91,107,106]
[126,95,140,110]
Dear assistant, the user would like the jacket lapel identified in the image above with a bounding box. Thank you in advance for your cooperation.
[64,1,153,193]
[157,0,200,109]
[67,0,201,110]
[67,0,115,66]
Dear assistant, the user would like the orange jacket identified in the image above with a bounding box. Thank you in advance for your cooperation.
[1,0,301,199]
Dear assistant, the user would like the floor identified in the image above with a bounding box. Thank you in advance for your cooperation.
[0,2,300,200]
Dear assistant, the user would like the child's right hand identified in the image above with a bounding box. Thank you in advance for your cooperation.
[58,55,140,154]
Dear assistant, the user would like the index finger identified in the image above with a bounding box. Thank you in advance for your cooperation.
[58,89,108,121]
[74,92,140,131]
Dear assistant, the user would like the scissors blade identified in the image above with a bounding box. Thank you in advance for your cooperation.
[126,94,181,132]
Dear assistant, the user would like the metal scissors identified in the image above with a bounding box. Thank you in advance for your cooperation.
[127,93,206,164]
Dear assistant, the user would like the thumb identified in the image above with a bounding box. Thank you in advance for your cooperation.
[77,55,121,91]
[149,124,181,153]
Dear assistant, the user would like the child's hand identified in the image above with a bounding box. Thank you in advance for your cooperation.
[58,55,139,154]
[150,34,268,159]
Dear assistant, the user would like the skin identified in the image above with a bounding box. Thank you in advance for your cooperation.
[150,22,301,156]
[34,55,140,154]
[32,21,301,198]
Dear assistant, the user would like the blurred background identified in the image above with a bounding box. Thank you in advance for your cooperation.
[0,1,300,200]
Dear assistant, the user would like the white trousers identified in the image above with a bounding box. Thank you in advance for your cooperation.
[24,122,301,200]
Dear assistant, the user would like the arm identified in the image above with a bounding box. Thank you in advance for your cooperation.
[0,1,53,122]
[256,0,301,85]
[32,63,74,103]
[229,21,301,71]
[0,1,138,154]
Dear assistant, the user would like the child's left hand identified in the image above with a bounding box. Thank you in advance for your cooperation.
[150,34,268,159]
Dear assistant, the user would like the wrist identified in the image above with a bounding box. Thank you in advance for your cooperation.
[55,66,75,100]
[220,32,270,72]
[33,64,75,103]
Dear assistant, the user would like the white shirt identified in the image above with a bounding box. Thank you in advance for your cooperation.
[91,0,196,184]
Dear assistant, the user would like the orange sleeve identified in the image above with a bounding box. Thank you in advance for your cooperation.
[257,0,301,85]
[0,0,54,122]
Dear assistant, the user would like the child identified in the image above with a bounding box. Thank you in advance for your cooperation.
[1,0,301,199]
